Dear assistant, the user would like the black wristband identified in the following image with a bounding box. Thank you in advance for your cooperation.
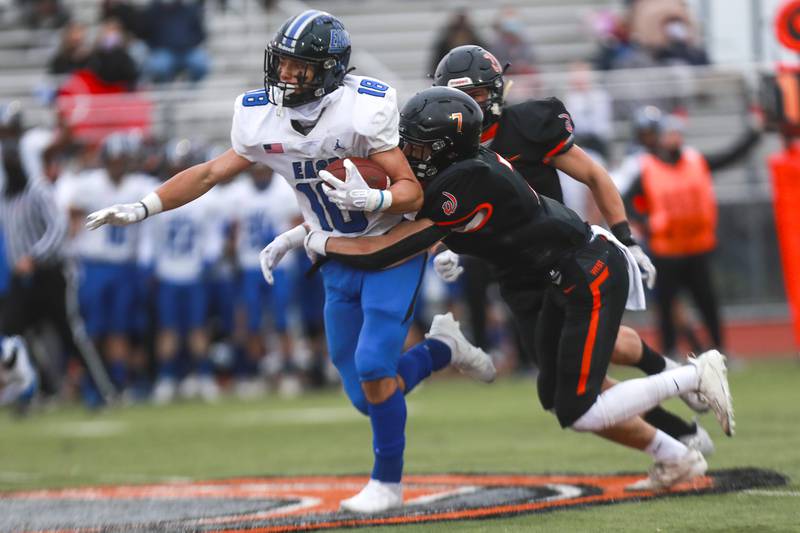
[610,221,636,246]
[138,201,149,219]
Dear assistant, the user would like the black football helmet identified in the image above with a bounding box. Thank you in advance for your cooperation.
[265,10,351,108]
[433,45,507,130]
[399,87,483,181]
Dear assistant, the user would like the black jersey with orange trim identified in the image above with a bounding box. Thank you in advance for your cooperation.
[418,147,589,284]
[483,97,575,203]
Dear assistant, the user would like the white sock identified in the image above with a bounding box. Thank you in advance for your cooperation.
[645,429,689,462]
[572,366,700,431]
[663,357,681,371]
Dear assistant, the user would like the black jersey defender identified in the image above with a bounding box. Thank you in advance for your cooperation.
[323,87,630,427]
[433,45,574,202]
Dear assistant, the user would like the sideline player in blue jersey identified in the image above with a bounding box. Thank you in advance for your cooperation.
[85,11,495,513]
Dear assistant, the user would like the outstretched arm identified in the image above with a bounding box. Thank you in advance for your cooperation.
[86,149,253,229]
[155,148,253,211]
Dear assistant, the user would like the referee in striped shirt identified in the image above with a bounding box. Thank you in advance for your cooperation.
[0,136,115,404]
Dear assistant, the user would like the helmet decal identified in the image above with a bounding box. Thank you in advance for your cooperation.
[558,113,574,133]
[484,52,502,73]
[328,28,350,53]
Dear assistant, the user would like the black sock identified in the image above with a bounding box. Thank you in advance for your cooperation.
[635,339,667,375]
[643,406,696,439]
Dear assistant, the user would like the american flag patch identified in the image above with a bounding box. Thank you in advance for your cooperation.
[262,143,284,154]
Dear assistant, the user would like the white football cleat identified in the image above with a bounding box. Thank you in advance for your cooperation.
[426,313,496,383]
[679,389,711,413]
[197,376,221,403]
[0,336,37,406]
[152,378,177,405]
[340,479,403,514]
[679,421,715,457]
[689,350,735,436]
[626,448,708,491]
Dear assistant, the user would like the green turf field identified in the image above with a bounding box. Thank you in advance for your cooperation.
[1,359,798,532]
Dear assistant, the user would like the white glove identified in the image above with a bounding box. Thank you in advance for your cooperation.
[259,225,308,285]
[85,192,162,230]
[86,203,146,230]
[433,250,463,282]
[628,244,657,289]
[303,229,330,263]
[319,158,392,212]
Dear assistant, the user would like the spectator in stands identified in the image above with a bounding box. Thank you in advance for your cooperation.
[628,0,709,67]
[57,18,139,96]
[622,111,763,356]
[563,61,612,161]
[590,10,654,71]
[653,15,709,67]
[100,0,143,41]
[20,0,69,30]
[48,21,91,75]
[141,0,210,84]
[429,10,486,77]
[490,8,535,75]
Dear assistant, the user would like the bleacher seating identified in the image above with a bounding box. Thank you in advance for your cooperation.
[0,0,778,194]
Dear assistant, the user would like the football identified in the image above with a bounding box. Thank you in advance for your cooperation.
[323,157,391,190]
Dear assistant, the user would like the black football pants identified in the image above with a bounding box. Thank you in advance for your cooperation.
[652,252,723,355]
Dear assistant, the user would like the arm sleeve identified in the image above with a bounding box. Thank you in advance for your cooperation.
[29,183,67,262]
[703,126,762,171]
[353,82,400,154]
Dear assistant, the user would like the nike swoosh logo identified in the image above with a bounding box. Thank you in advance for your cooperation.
[507,154,521,161]
[563,285,576,294]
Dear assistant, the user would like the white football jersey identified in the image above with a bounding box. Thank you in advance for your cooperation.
[230,75,403,239]
[144,189,221,283]
[226,174,300,270]
[67,169,157,264]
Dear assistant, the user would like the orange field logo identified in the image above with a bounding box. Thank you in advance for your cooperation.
[0,468,786,532]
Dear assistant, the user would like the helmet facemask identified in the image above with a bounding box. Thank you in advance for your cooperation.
[264,47,336,108]
[399,134,455,181]
[455,77,504,130]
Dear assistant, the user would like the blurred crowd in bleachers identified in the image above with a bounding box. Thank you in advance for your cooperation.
[0,0,771,410]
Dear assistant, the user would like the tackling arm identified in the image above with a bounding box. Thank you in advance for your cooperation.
[322,218,448,270]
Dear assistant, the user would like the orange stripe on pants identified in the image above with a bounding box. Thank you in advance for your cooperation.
[577,267,609,395]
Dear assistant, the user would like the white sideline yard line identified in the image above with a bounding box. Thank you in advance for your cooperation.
[40,420,129,438]
[225,402,418,427]
[225,406,362,426]
[740,490,800,497]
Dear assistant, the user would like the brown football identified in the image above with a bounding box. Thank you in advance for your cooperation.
[323,157,391,190]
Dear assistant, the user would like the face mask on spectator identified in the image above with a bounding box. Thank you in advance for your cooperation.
[101,31,123,50]
[665,20,689,43]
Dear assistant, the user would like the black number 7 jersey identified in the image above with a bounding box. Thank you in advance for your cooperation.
[418,147,589,284]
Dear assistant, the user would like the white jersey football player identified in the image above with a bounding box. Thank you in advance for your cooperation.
[143,140,223,404]
[68,132,157,390]
[227,166,300,391]
[84,10,492,513]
